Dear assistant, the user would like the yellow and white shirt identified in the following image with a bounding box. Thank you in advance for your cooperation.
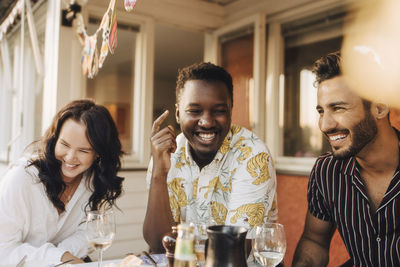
[146,125,277,237]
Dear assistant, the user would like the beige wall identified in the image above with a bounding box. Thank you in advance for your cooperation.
[98,170,149,260]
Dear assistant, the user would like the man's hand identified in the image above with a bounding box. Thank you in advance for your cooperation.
[143,110,177,252]
[61,251,85,264]
[150,110,176,177]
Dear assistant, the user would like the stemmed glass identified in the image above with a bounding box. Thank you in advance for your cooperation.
[253,223,286,267]
[85,210,116,267]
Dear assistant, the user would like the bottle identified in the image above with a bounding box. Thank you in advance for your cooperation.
[162,225,178,267]
[173,223,196,267]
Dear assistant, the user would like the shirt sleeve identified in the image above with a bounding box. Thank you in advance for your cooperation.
[307,161,332,222]
[225,147,277,239]
[0,164,65,264]
[57,218,90,259]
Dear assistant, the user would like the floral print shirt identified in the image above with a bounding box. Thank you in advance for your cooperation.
[146,125,277,237]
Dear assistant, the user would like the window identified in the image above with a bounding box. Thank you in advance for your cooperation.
[220,27,254,130]
[282,37,342,158]
[86,18,139,154]
[204,15,266,139]
[152,23,204,133]
[266,5,348,174]
[83,5,154,168]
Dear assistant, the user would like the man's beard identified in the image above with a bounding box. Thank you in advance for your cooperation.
[331,111,378,159]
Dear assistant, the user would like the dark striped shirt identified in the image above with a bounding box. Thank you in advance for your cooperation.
[308,134,400,267]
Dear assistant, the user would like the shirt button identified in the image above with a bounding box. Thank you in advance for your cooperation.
[376,237,381,242]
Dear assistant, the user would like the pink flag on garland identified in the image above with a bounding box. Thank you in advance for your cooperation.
[124,0,137,11]
[108,0,117,54]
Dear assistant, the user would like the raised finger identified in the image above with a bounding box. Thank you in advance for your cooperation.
[151,110,170,135]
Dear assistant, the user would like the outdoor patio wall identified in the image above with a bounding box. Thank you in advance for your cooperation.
[276,174,349,267]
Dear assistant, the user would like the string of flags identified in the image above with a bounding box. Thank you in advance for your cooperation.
[74,0,138,78]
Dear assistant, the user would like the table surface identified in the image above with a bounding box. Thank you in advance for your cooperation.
[1,254,261,267]
[73,259,261,267]
[74,259,163,267]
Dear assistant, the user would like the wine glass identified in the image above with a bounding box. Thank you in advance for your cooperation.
[253,223,286,267]
[85,210,116,267]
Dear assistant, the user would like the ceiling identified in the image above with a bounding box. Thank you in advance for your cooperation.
[0,0,241,24]
[0,0,43,25]
[0,0,17,24]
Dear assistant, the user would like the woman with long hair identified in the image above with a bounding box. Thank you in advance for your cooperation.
[0,99,124,264]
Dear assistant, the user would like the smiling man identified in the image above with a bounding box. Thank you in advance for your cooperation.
[143,62,277,253]
[293,52,400,267]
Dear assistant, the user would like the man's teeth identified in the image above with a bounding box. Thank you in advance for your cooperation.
[198,132,215,140]
[329,134,347,141]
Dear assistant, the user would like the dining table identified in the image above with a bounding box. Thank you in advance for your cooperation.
[73,259,164,267]
[73,253,168,267]
[72,258,262,267]
[73,260,261,267]
[2,253,263,266]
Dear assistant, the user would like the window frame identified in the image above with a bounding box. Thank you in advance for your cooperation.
[265,1,348,175]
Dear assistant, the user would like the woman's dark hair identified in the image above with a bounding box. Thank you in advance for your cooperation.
[176,62,234,106]
[29,99,124,212]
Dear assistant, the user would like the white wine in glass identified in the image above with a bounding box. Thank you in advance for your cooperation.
[253,223,286,267]
[85,210,116,267]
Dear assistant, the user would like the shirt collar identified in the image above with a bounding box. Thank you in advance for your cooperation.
[343,128,400,176]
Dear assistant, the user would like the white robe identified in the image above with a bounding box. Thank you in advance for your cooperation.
[0,158,92,264]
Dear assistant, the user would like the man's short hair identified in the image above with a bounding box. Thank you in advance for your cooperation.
[313,51,372,111]
[312,51,342,86]
[176,62,233,105]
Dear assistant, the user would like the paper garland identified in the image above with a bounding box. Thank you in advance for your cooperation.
[124,0,137,11]
[75,0,138,78]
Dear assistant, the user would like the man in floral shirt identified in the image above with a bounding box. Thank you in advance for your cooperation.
[143,62,277,253]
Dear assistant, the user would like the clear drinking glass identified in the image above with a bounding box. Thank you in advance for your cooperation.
[85,210,116,267]
[179,206,187,224]
[193,223,207,267]
[253,223,286,267]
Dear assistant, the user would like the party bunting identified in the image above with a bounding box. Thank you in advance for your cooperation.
[124,0,138,11]
[74,0,138,78]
